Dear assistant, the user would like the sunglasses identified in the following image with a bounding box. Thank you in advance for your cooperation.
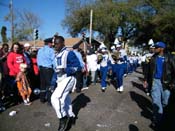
[155,46,160,49]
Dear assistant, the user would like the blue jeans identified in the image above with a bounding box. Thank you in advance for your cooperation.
[100,66,108,88]
[151,78,170,124]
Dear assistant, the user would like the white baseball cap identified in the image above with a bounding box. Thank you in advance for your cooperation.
[24,43,30,47]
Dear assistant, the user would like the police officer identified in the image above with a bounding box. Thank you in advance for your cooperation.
[37,38,54,104]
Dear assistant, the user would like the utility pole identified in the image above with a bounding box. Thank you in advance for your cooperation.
[9,0,14,44]
[89,9,93,45]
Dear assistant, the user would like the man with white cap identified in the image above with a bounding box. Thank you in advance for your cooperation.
[23,43,34,90]
[23,43,32,68]
[24,43,31,48]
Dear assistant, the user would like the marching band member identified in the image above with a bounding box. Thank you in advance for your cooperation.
[51,36,82,131]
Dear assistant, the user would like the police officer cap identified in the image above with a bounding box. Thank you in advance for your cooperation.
[44,37,53,43]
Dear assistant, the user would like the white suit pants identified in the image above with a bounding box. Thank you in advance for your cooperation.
[51,76,76,119]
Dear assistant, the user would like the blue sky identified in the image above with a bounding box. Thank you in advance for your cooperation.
[0,0,70,41]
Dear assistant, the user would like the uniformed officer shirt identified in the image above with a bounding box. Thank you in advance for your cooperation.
[37,45,55,68]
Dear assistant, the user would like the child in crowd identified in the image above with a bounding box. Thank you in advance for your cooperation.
[16,63,32,105]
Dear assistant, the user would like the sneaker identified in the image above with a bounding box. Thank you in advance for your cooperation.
[27,98,30,103]
[27,102,32,105]
[101,87,106,92]
[124,74,127,77]
[116,88,120,92]
[24,102,29,106]
[146,92,150,96]
[119,86,124,92]
[81,87,89,91]
[24,101,31,106]
[58,116,70,131]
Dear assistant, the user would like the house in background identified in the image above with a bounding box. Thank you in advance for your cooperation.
[0,37,101,53]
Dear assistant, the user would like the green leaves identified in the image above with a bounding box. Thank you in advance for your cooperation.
[64,0,175,50]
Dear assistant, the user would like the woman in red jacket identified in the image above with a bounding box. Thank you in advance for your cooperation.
[7,42,26,104]
[7,42,26,77]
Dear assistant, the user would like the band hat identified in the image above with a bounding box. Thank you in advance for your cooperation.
[148,39,154,45]
[154,41,166,48]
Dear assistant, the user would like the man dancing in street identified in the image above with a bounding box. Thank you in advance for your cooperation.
[51,36,82,131]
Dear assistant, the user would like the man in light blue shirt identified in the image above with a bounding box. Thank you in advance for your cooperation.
[37,38,55,68]
[37,37,55,104]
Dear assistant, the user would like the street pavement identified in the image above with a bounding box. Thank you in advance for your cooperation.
[0,67,174,131]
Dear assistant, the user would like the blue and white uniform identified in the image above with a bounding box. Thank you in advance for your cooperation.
[112,61,126,92]
[112,50,127,92]
[100,53,109,89]
[51,47,81,119]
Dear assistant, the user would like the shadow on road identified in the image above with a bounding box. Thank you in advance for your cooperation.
[66,93,91,130]
[130,91,152,120]
[128,124,139,131]
[131,81,145,93]
[110,79,117,89]
[138,76,145,82]
[134,70,143,74]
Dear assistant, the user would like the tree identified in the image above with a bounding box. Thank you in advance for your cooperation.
[63,0,175,50]
[4,9,41,41]
[133,0,175,50]
[15,9,41,41]
[1,26,8,43]
[63,0,141,47]
[150,1,175,50]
